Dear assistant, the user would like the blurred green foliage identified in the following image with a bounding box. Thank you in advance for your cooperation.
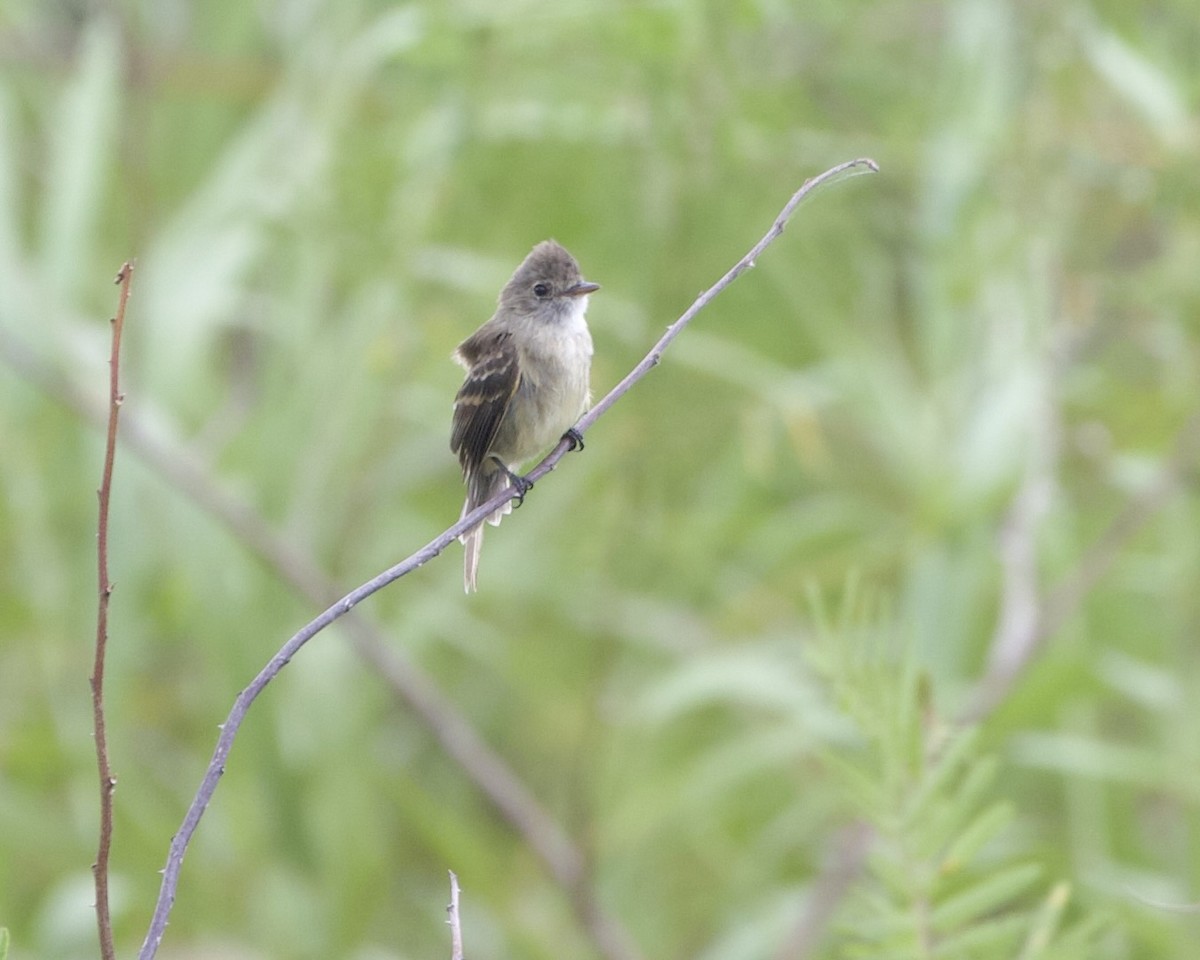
[2,0,1199,958]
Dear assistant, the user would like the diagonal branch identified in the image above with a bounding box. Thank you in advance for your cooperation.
[131,158,877,959]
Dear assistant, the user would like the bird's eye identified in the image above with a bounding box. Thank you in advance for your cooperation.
[533,282,550,298]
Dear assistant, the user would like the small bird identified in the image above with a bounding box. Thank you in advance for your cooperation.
[451,240,599,592]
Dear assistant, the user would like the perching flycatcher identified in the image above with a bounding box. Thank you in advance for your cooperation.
[451,240,599,592]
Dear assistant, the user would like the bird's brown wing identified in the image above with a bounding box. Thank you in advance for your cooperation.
[451,329,521,474]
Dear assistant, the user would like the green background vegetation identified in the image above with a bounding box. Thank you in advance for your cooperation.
[2,0,1199,957]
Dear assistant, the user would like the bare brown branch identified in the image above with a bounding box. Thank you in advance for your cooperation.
[92,259,135,960]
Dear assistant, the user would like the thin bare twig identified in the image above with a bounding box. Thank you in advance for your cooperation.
[129,158,880,960]
[92,260,135,960]
[447,870,464,960]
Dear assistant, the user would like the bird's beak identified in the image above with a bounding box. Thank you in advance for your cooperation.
[564,281,600,297]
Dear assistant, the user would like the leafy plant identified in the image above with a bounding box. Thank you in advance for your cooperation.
[806,586,1111,959]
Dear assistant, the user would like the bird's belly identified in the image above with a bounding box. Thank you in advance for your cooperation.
[494,333,592,466]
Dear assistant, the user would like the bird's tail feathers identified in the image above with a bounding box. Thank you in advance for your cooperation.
[462,526,483,593]
[459,467,512,592]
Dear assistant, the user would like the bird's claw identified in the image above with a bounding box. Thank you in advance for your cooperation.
[564,427,585,452]
[500,465,534,508]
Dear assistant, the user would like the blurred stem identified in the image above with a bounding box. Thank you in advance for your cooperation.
[91,260,134,960]
[774,821,873,960]
[964,408,1200,722]
[965,354,1060,721]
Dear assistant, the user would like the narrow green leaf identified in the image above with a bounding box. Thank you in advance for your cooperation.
[820,749,888,816]
[1043,913,1113,957]
[931,863,1042,933]
[932,912,1028,957]
[952,752,1000,806]
[1079,14,1188,144]
[868,847,933,903]
[38,16,122,301]
[902,726,980,828]
[1017,881,1070,960]
[938,801,1015,876]
[0,91,19,277]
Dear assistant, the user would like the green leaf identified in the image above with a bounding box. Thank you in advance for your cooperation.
[932,912,1028,957]
[38,16,122,301]
[931,863,1042,933]
[1016,881,1070,960]
[902,726,980,829]
[938,801,1015,877]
